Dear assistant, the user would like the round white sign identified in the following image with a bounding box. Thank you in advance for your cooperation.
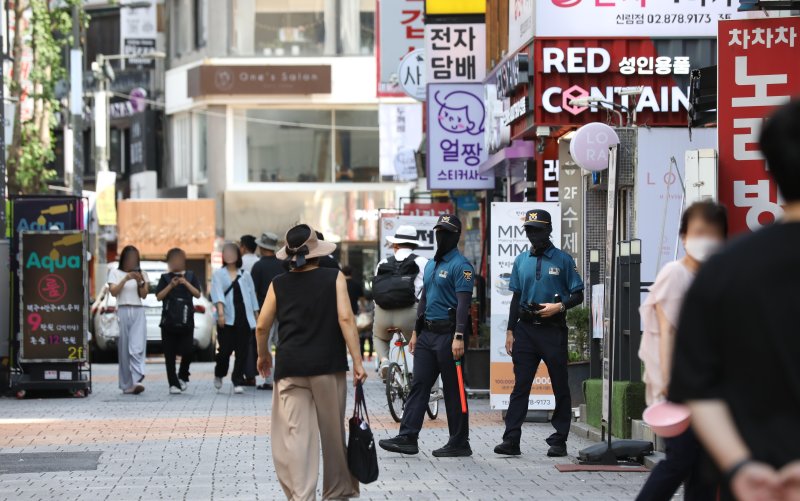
[569,122,620,172]
[398,49,426,101]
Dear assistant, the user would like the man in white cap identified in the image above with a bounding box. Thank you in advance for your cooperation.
[372,225,428,380]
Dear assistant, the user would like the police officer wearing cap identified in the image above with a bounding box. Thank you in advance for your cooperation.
[494,209,584,458]
[379,214,475,457]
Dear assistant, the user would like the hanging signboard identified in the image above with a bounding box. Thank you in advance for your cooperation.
[19,231,88,363]
[717,17,799,235]
[508,0,534,55]
[535,1,738,38]
[534,38,716,127]
[380,104,423,181]
[558,138,583,276]
[398,49,426,101]
[425,23,487,84]
[427,83,492,190]
[490,202,561,410]
[425,0,486,15]
[377,0,425,96]
[378,215,439,261]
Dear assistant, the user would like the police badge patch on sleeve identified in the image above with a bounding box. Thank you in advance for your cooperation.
[463,270,473,281]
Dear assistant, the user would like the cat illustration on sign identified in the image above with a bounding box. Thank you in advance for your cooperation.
[434,90,485,136]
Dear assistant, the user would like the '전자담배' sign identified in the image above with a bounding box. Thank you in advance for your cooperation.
[427,83,492,190]
[20,231,88,362]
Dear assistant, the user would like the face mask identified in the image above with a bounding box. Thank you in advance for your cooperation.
[684,237,722,263]
[434,231,460,262]
[526,227,552,255]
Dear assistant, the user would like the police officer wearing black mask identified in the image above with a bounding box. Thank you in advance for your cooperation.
[379,214,474,458]
[494,209,584,458]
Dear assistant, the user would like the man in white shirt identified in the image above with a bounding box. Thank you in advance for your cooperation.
[240,235,259,273]
[372,225,428,380]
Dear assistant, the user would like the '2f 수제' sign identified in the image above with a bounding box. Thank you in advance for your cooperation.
[718,17,799,235]
[427,84,492,190]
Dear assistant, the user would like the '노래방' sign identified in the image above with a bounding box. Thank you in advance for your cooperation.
[427,83,492,190]
[535,0,738,38]
[19,231,88,362]
[717,17,799,235]
[377,0,425,96]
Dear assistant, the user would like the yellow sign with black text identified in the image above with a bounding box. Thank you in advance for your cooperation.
[425,0,485,15]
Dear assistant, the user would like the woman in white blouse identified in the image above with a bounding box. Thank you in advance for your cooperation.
[108,245,149,394]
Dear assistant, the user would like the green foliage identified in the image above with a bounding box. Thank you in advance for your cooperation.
[7,0,86,194]
[567,305,591,362]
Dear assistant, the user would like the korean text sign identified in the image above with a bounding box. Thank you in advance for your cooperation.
[536,0,738,37]
[718,17,799,235]
[377,0,424,96]
[19,231,88,362]
[489,202,561,410]
[427,84,493,189]
[425,23,486,84]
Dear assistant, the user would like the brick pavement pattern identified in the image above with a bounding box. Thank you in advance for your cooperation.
[0,361,648,500]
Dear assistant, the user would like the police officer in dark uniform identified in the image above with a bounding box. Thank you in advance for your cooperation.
[379,214,474,458]
[494,209,584,458]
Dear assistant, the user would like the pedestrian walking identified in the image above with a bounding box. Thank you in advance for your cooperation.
[356,296,375,362]
[107,245,149,395]
[494,209,584,458]
[240,234,259,273]
[669,100,800,501]
[372,224,428,381]
[255,224,367,501]
[156,248,203,395]
[635,201,727,501]
[379,214,473,458]
[248,231,285,390]
[211,242,259,394]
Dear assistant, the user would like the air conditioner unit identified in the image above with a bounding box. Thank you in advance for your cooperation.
[684,149,718,205]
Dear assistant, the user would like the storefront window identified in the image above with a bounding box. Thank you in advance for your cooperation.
[231,0,374,57]
[243,109,379,183]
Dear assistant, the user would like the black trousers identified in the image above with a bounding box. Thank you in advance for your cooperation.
[636,427,716,501]
[161,327,193,388]
[399,330,469,447]
[359,333,374,358]
[503,321,571,446]
[214,322,252,385]
[244,332,257,379]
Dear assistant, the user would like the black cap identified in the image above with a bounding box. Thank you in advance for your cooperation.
[523,209,552,228]
[433,214,462,233]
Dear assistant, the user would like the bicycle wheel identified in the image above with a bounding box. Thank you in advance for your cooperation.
[385,362,406,423]
[426,393,439,420]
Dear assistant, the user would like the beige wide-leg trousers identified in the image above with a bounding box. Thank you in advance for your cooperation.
[271,372,359,501]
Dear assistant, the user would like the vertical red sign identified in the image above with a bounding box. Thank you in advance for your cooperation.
[718,17,800,235]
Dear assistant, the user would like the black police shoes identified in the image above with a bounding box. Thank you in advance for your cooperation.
[378,435,419,455]
[432,443,473,458]
[493,440,521,456]
[547,444,568,457]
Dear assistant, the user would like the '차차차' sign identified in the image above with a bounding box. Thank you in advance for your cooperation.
[427,83,493,190]
[19,231,88,362]
[717,17,799,235]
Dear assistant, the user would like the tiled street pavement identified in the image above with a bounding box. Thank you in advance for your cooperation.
[0,361,648,500]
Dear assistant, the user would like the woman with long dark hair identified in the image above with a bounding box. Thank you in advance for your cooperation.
[211,242,259,394]
[255,224,367,500]
[108,245,149,394]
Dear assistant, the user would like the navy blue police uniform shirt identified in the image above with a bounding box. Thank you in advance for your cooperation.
[423,248,475,322]
[509,245,584,305]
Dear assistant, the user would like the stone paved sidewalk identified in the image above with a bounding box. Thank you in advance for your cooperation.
[0,361,649,500]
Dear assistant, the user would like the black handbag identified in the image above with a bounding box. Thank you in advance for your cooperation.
[347,382,379,484]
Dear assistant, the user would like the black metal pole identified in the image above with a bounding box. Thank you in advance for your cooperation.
[617,245,630,381]
[629,242,642,382]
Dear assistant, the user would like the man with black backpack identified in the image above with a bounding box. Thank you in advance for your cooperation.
[156,248,203,394]
[372,225,428,381]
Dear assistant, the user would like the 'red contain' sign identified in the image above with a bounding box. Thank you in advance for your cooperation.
[718,17,800,235]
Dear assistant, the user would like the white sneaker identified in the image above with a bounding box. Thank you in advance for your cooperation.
[233,386,244,394]
[214,377,222,390]
[178,380,188,391]
[379,360,390,381]
[169,386,182,395]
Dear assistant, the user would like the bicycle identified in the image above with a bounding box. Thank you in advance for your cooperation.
[384,328,442,423]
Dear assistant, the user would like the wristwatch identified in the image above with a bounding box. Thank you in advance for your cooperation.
[559,303,566,313]
[454,333,464,341]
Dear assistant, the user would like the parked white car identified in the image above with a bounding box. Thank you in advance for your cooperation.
[91,261,217,361]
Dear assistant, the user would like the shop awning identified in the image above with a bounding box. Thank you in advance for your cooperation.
[478,140,535,178]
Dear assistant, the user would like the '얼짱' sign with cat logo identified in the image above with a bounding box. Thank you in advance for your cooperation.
[426,83,492,190]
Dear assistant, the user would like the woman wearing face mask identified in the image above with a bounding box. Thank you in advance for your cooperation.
[636,200,728,501]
